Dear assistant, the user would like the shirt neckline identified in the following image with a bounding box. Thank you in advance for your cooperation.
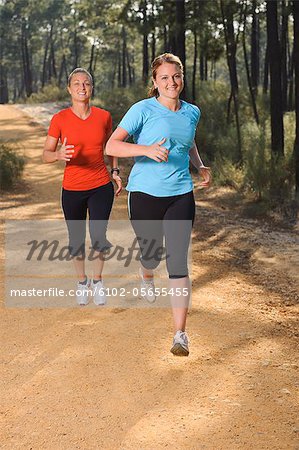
[153,97,183,113]
[69,106,93,121]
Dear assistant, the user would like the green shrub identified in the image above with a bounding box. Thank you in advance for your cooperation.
[0,143,25,190]
[242,120,269,200]
[284,112,296,158]
[196,80,248,163]
[213,155,245,190]
[242,118,295,201]
[27,83,69,103]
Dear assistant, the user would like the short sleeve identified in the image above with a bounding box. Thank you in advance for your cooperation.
[193,105,201,126]
[118,102,144,136]
[48,114,61,139]
[196,107,201,125]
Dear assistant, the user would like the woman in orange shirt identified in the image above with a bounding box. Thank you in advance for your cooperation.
[43,68,122,306]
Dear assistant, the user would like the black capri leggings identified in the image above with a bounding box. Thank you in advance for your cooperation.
[61,182,114,256]
[128,190,195,279]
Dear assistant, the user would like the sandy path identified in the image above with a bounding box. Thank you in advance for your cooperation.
[0,105,298,450]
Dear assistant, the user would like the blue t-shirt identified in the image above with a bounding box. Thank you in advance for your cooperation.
[118,97,201,197]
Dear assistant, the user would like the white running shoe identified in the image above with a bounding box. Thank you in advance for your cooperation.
[91,279,107,306]
[170,330,189,356]
[76,278,90,306]
[139,268,156,303]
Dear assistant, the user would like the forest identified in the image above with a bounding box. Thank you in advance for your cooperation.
[0,0,299,211]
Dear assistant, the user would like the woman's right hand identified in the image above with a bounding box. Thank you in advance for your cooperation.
[56,137,75,161]
[147,138,169,162]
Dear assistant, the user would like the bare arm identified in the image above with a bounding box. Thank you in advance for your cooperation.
[189,141,206,170]
[104,130,119,170]
[189,141,212,188]
[42,136,74,163]
[106,127,169,162]
[104,131,122,196]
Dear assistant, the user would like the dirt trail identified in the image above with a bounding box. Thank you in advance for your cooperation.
[0,104,298,450]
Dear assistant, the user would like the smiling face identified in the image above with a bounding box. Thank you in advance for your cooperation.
[67,72,93,103]
[153,62,184,101]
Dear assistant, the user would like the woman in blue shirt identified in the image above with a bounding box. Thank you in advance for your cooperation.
[106,53,211,356]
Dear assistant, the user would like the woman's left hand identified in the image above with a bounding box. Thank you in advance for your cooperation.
[199,166,212,188]
[112,173,123,196]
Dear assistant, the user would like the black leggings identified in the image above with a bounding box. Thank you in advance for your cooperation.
[128,191,195,279]
[61,182,114,256]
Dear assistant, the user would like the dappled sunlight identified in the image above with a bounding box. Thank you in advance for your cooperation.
[0,105,298,449]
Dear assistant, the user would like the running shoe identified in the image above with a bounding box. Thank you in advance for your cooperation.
[170,330,189,356]
[76,278,90,306]
[139,268,156,303]
[91,279,107,306]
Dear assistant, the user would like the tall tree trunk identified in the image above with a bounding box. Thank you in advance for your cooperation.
[50,26,57,81]
[41,36,50,87]
[192,29,197,102]
[117,49,121,88]
[88,43,95,76]
[19,74,25,99]
[220,0,242,162]
[111,63,116,89]
[223,4,239,93]
[142,25,148,83]
[150,0,156,62]
[251,0,259,96]
[48,41,57,82]
[293,0,299,193]
[164,0,176,52]
[266,0,284,157]
[175,0,186,68]
[127,49,132,85]
[122,26,127,87]
[131,51,136,84]
[58,28,68,87]
[48,47,52,81]
[263,44,269,94]
[243,6,259,124]
[93,48,98,74]
[142,0,149,84]
[73,11,79,68]
[163,25,168,52]
[281,0,289,111]
[151,31,156,62]
[0,32,8,103]
[288,40,295,110]
[199,53,205,81]
[21,20,32,97]
[0,65,9,104]
[13,76,18,102]
[175,0,186,97]
[58,54,67,87]
[88,42,95,97]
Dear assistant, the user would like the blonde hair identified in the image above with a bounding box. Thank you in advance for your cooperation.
[68,68,93,86]
[148,53,184,97]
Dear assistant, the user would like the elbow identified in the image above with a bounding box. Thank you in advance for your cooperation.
[42,150,52,163]
[105,140,115,156]
[42,151,50,163]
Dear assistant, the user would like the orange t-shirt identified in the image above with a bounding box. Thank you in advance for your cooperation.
[48,106,112,191]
